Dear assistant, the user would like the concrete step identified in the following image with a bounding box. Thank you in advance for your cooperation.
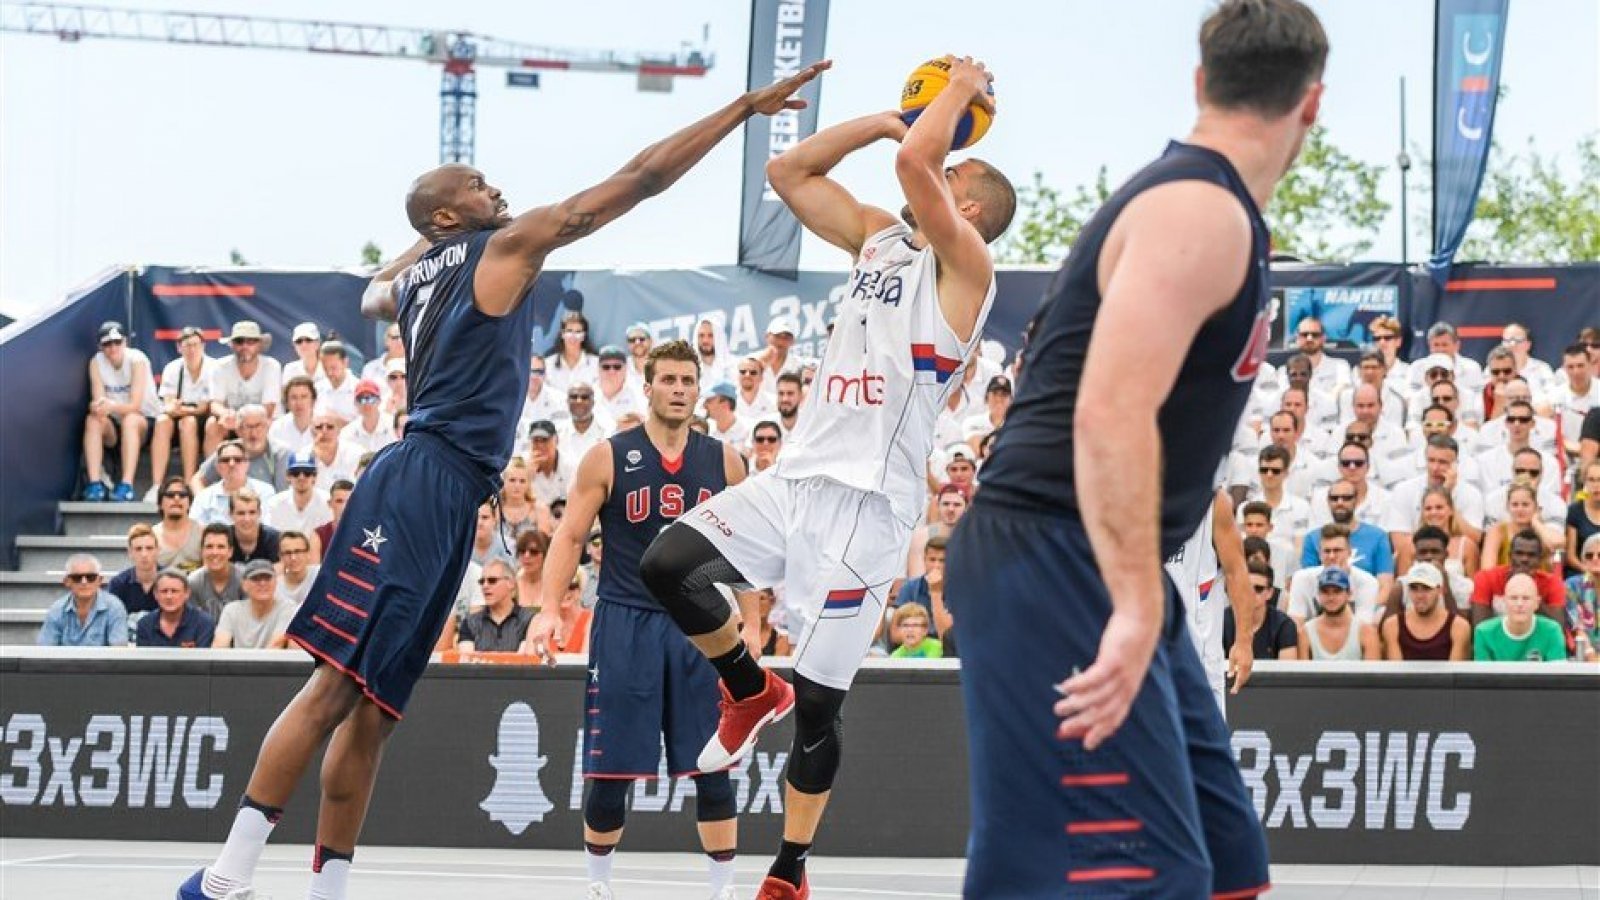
[60,500,158,537]
[16,536,126,572]
[0,572,67,609]
[0,609,45,646]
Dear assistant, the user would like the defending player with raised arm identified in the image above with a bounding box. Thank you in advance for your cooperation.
[177,62,828,900]
[639,57,1015,900]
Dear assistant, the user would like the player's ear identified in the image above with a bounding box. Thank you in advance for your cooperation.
[432,206,460,231]
[1298,82,1324,127]
[1193,66,1206,106]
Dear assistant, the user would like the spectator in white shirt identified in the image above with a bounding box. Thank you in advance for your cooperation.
[281,323,328,389]
[1230,411,1319,499]
[1386,434,1485,569]
[1286,526,1383,625]
[703,382,753,453]
[151,326,218,489]
[594,345,647,424]
[558,381,612,461]
[1338,350,1408,429]
[1292,315,1352,396]
[1370,315,1411,387]
[1478,376,1558,458]
[382,357,408,416]
[525,420,576,506]
[1280,386,1337,461]
[735,356,777,422]
[623,323,653,389]
[206,320,283,451]
[263,449,333,542]
[316,341,359,423]
[342,380,397,454]
[1409,322,1485,397]
[360,322,405,384]
[1501,322,1556,396]
[1239,499,1299,590]
[517,357,566,436]
[1476,400,1558,498]
[1308,441,1389,531]
[775,372,805,436]
[1548,343,1600,457]
[1481,447,1567,532]
[753,316,801,395]
[191,440,275,527]
[83,321,162,502]
[543,310,599,393]
[693,316,733,390]
[268,376,318,455]
[962,376,1012,454]
[274,530,320,607]
[306,405,364,492]
[1281,355,1341,437]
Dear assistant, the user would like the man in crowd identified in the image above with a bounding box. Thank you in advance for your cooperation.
[306,405,365,491]
[703,382,752,453]
[1392,525,1474,615]
[1238,501,1296,590]
[282,322,327,387]
[1470,529,1566,625]
[752,316,800,394]
[525,421,575,506]
[774,372,804,436]
[136,569,217,648]
[455,560,534,652]
[192,440,276,527]
[624,323,654,387]
[268,376,318,455]
[1308,441,1388,530]
[1474,572,1567,661]
[213,559,295,649]
[961,375,1011,453]
[1385,434,1485,563]
[153,477,203,571]
[1222,559,1299,660]
[228,489,281,564]
[38,554,127,646]
[315,480,355,560]
[1293,315,1350,396]
[1380,562,1471,660]
[82,320,161,501]
[595,345,647,424]
[1550,343,1600,457]
[1477,399,1557,498]
[1281,356,1339,438]
[1482,446,1566,531]
[1338,350,1407,429]
[1501,323,1556,393]
[693,317,731,389]
[749,420,783,473]
[517,358,565,435]
[342,379,397,454]
[1410,322,1484,397]
[908,483,969,577]
[560,382,612,460]
[195,405,281,494]
[317,341,359,422]
[151,325,217,489]
[264,449,334,542]
[206,320,283,451]
[1286,525,1382,625]
[1298,567,1380,660]
[275,531,320,607]
[187,523,243,618]
[734,357,776,422]
[107,523,162,617]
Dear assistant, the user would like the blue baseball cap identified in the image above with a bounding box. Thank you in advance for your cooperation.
[707,382,737,401]
[1317,567,1351,591]
[286,448,317,474]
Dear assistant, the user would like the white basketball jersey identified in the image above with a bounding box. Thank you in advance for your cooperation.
[1164,497,1228,669]
[776,222,994,526]
[95,348,162,418]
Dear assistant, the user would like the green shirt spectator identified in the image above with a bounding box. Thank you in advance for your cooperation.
[1473,616,1566,662]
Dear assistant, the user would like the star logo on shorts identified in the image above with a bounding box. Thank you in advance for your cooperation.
[588,664,600,683]
[362,526,388,554]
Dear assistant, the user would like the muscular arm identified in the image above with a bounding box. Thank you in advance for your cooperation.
[539,443,612,614]
[766,112,903,258]
[722,441,748,487]
[361,238,431,322]
[476,61,830,315]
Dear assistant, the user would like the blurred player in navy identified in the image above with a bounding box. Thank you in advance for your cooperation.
[528,340,748,900]
[947,2,1327,896]
[177,62,829,900]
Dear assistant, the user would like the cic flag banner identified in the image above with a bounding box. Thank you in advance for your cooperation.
[1430,0,1508,283]
[738,0,830,277]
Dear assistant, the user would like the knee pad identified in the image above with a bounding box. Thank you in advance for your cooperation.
[582,778,630,833]
[638,524,748,637]
[692,771,737,823]
[786,674,847,795]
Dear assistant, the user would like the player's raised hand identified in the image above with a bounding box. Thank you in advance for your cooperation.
[745,59,832,115]
[1054,611,1161,750]
[944,55,996,116]
[526,610,565,668]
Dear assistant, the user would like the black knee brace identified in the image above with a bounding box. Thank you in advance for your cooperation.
[583,778,630,833]
[692,771,737,822]
[786,674,847,795]
[639,524,749,637]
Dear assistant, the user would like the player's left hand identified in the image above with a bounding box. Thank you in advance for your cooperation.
[526,610,565,667]
[746,59,832,115]
[1228,637,1254,694]
[1055,611,1160,750]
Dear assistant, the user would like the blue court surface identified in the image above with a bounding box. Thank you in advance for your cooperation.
[1,839,1595,898]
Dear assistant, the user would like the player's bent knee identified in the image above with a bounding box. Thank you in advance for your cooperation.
[787,674,846,794]
[639,524,743,637]
[692,772,736,822]
[583,778,630,833]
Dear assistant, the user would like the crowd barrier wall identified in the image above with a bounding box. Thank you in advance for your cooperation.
[1,651,1594,865]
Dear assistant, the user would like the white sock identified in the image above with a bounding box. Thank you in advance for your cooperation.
[707,851,737,893]
[586,844,616,884]
[203,803,278,897]
[308,853,352,900]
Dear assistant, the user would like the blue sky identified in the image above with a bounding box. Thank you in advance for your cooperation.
[2,0,1595,315]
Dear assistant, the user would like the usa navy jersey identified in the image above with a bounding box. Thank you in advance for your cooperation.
[598,427,728,611]
[394,230,538,485]
[977,141,1271,557]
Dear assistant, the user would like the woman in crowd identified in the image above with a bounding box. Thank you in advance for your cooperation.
[1482,483,1564,569]
[1402,486,1480,578]
[1566,461,1600,564]
[542,310,599,393]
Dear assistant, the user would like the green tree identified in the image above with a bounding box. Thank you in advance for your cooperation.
[1458,137,1600,263]
[360,241,383,266]
[996,167,1111,264]
[1267,126,1390,262]
[228,248,249,266]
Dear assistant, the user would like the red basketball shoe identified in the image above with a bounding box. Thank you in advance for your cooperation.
[755,874,809,900]
[697,670,795,771]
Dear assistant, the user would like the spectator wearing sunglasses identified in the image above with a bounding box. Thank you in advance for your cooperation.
[750,420,783,473]
[147,477,200,572]
[1222,560,1299,660]
[1292,318,1352,397]
[594,345,648,424]
[1475,377,1557,458]
[456,560,534,652]
[1308,441,1390,534]
[1476,400,1559,499]
[543,310,600,394]
[191,440,276,527]
[734,355,778,422]
[1303,473,1394,602]
[82,321,162,502]
[306,404,365,492]
[558,381,615,461]
[341,379,398,455]
[1482,447,1567,536]
[39,554,128,646]
[624,323,655,389]
[206,320,283,450]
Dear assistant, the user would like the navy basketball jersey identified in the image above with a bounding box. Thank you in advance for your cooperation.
[394,230,538,484]
[978,141,1271,557]
[598,427,729,611]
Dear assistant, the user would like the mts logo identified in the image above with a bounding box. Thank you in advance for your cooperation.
[824,371,886,407]
[0,713,229,809]
[1232,730,1474,832]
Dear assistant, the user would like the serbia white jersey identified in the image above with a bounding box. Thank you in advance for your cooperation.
[1164,493,1228,675]
[775,222,994,526]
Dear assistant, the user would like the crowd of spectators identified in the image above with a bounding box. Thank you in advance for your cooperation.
[44,312,1600,665]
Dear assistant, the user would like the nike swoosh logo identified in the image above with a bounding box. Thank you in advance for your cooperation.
[624,464,644,473]
[802,737,827,754]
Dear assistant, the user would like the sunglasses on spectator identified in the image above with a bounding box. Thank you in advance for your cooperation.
[162,490,192,499]
[218,455,245,464]
[600,363,624,371]
[1298,330,1322,338]
[1584,552,1600,561]
[1328,494,1357,502]
[519,547,544,556]
[101,338,125,347]
[357,396,380,405]
[1338,459,1366,468]
[739,368,760,376]
[1251,583,1273,594]
[1489,367,1513,376]
[753,436,780,445]
[1502,336,1527,344]
[65,573,100,583]
[388,372,405,380]
[313,424,338,431]
[232,338,261,345]
[569,392,593,400]
[1374,334,1400,342]
[478,576,506,586]
[293,338,318,345]
[1514,467,1541,477]
[290,469,317,478]
[1258,466,1284,475]
[627,336,650,344]
[1505,415,1533,425]
[530,368,545,376]
[1345,433,1371,443]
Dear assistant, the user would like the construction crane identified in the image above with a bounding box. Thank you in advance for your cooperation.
[0,2,713,163]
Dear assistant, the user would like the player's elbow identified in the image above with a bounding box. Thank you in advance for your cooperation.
[766,154,800,189]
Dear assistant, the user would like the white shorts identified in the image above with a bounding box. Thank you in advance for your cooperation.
[681,473,910,691]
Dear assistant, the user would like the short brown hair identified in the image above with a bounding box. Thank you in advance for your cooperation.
[965,158,1017,244]
[230,487,261,513]
[280,530,310,551]
[644,339,700,384]
[1199,0,1328,117]
[127,523,155,546]
[282,375,317,407]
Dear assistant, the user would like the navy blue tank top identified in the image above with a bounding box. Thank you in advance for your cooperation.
[977,141,1271,557]
[394,230,537,488]
[598,427,728,611]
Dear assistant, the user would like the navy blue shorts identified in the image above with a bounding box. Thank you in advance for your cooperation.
[947,501,1270,899]
[286,433,487,719]
[583,600,722,779]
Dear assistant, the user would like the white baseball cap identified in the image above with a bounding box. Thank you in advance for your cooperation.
[291,322,321,343]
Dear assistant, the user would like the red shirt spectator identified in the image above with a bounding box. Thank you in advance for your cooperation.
[1471,564,1565,616]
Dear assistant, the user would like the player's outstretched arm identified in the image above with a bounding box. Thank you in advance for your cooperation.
[1211,490,1255,692]
[477,61,831,314]
[895,56,996,342]
[360,237,431,322]
[529,442,613,664]
[766,112,904,259]
[1056,180,1251,750]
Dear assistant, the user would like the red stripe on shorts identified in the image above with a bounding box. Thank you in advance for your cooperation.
[1060,773,1129,787]
[1067,819,1143,835]
[324,593,369,619]
[312,615,358,645]
[1067,867,1155,883]
[337,570,376,592]
[350,546,381,565]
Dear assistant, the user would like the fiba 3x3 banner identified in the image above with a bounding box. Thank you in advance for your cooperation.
[1429,0,1508,282]
[738,0,831,277]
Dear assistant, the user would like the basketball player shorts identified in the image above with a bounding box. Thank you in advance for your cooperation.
[679,473,910,691]
[947,501,1270,898]
[583,600,723,778]
[285,432,487,719]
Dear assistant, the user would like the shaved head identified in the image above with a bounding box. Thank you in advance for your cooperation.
[405,164,507,238]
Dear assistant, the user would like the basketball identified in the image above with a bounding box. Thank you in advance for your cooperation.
[899,57,994,150]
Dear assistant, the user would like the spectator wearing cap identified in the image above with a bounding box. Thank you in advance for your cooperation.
[775,371,804,436]
[191,439,276,527]
[961,376,1012,455]
[227,488,281,564]
[206,320,283,451]
[275,530,320,606]
[107,523,162,616]
[909,483,969,577]
[623,322,654,388]
[83,320,162,501]
[735,355,778,421]
[524,420,574,506]
[1223,559,1300,660]
[282,322,328,389]
[1474,572,1567,662]
[382,357,409,415]
[594,345,647,424]
[753,316,801,395]
[558,381,613,461]
[342,379,397,454]
[316,341,359,422]
[1286,525,1383,625]
[268,375,318,455]
[195,404,282,494]
[1565,532,1600,662]
[38,553,128,646]
[939,443,979,496]
[152,476,203,571]
[703,382,753,453]
[151,325,217,489]
[315,479,355,561]
[1380,563,1472,661]
[1469,528,1566,626]
[1409,322,1485,396]
[750,419,783,473]
[543,310,600,394]
[361,321,405,385]
[213,559,295,649]
[456,559,535,652]
[1297,567,1380,661]
[306,404,364,492]
[516,357,565,440]
[135,568,217,648]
